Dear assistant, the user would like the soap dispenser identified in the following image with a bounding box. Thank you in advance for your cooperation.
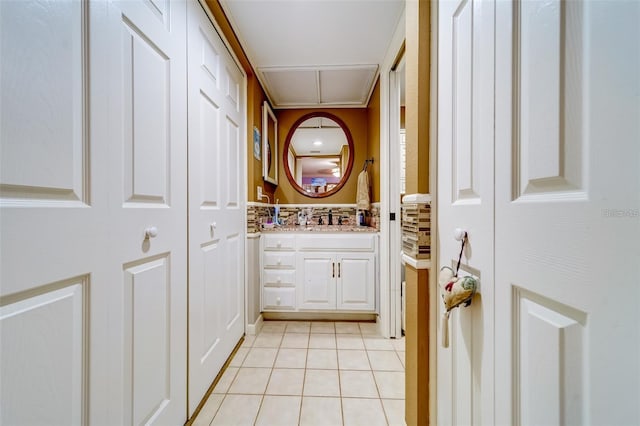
[273,199,280,225]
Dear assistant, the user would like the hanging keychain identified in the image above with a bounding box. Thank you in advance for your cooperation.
[440,231,477,348]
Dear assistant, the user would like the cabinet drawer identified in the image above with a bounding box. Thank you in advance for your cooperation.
[262,234,296,250]
[263,251,296,268]
[263,269,296,286]
[263,287,296,310]
[297,234,375,251]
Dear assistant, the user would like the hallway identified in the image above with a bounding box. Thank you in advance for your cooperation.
[192,321,406,425]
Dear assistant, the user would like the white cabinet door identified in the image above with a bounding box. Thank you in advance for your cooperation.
[186,0,246,416]
[298,254,336,310]
[337,253,375,311]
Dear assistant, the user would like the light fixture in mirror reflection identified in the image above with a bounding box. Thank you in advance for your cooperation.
[283,112,354,198]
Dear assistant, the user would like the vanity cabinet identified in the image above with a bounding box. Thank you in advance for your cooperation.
[261,235,297,310]
[261,232,377,313]
[297,252,375,311]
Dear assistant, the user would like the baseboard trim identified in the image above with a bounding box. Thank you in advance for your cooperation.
[262,312,377,322]
[246,314,264,335]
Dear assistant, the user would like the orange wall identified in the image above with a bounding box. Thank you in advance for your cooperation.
[274,108,369,204]
[248,80,276,202]
[366,78,381,203]
[205,0,380,205]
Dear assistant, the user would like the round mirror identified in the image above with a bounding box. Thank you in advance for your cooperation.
[283,112,354,198]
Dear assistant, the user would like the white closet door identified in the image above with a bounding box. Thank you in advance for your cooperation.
[0,1,107,424]
[436,0,496,424]
[101,0,188,424]
[187,0,246,415]
[494,1,640,425]
[437,0,640,425]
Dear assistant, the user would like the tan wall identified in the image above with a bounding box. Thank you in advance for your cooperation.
[248,80,275,202]
[367,78,381,203]
[205,1,382,206]
[405,1,432,425]
[274,108,369,204]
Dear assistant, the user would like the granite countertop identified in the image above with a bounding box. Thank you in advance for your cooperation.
[260,224,378,233]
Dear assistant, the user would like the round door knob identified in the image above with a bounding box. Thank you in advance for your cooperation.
[454,228,467,241]
[145,226,158,239]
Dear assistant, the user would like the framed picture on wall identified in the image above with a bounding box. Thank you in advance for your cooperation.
[253,126,261,160]
[262,101,278,185]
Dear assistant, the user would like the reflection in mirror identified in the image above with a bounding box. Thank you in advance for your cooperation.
[285,114,352,196]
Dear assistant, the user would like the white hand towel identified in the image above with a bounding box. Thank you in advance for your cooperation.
[356,169,370,211]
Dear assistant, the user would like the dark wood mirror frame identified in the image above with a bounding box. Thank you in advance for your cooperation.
[282,112,355,198]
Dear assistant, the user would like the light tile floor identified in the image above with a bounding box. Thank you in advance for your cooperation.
[192,321,406,426]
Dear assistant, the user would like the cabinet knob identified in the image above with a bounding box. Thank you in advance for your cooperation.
[277,277,282,283]
[276,297,281,305]
[277,258,282,265]
[277,241,282,247]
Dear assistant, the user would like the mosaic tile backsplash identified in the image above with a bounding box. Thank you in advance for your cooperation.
[247,204,380,233]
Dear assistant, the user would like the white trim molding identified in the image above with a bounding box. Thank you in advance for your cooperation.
[402,193,432,204]
[402,254,432,270]
[246,314,263,336]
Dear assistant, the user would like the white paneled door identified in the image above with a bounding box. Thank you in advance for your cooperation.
[437,1,640,425]
[187,0,246,416]
[436,0,495,424]
[2,1,246,424]
[0,1,106,424]
[101,0,188,423]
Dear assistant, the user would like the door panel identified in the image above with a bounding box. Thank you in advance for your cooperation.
[0,0,86,203]
[436,0,495,424]
[495,1,640,425]
[123,256,172,425]
[437,0,640,425]
[512,0,585,197]
[105,0,188,423]
[122,20,170,205]
[187,0,246,415]
[0,279,86,425]
[0,1,97,424]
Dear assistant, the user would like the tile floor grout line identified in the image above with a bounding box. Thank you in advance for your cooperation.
[203,321,404,425]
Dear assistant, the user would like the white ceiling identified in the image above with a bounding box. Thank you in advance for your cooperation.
[219,0,405,108]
